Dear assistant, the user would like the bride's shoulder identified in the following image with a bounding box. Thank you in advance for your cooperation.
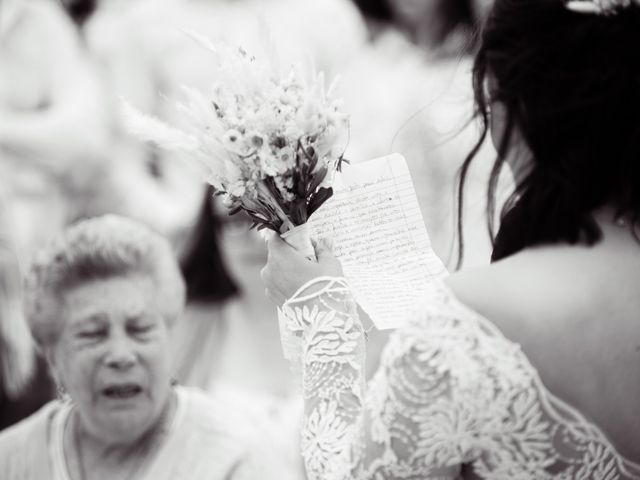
[444,242,640,329]
[445,245,608,326]
[434,249,584,371]
[441,243,639,385]
[441,245,638,354]
[442,246,640,460]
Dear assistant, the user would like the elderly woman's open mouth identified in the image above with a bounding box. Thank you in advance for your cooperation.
[102,383,144,400]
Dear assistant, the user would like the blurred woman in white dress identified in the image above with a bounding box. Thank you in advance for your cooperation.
[343,0,503,270]
[0,0,109,429]
[0,0,108,259]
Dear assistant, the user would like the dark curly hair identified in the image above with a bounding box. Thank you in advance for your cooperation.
[457,0,640,266]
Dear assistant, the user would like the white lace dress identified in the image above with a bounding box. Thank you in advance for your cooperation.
[278,277,640,479]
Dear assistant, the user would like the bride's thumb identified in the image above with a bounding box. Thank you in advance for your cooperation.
[314,237,334,259]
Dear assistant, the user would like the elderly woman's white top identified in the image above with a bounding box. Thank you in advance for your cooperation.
[277,277,640,479]
[0,386,288,479]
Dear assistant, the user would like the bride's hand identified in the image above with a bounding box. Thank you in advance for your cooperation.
[261,233,343,306]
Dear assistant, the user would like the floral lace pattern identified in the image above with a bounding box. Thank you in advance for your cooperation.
[279,278,640,480]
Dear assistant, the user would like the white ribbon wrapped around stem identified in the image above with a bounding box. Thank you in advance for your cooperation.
[280,223,316,261]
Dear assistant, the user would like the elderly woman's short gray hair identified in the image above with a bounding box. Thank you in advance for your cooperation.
[24,215,186,350]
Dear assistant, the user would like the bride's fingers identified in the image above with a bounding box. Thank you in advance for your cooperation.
[265,231,289,254]
[267,232,308,262]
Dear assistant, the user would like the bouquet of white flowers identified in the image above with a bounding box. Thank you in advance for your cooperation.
[123,30,349,257]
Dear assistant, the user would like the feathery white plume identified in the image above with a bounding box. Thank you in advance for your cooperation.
[120,99,199,151]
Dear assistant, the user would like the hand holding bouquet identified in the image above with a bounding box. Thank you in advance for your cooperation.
[123,29,349,258]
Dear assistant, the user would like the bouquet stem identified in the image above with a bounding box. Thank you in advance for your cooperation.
[280,223,316,261]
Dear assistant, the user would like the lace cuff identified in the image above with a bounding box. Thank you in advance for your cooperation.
[277,277,358,363]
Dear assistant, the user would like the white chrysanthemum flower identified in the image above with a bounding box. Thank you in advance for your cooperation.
[222,129,246,155]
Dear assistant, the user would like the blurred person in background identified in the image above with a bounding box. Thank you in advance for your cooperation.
[343,0,503,271]
[354,0,496,55]
[354,0,477,57]
[0,0,108,246]
[0,200,50,431]
[0,215,286,479]
[170,186,241,388]
[0,0,109,429]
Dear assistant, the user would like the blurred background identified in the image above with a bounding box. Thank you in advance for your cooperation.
[0,0,506,446]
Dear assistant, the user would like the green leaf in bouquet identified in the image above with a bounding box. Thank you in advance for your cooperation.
[246,210,278,232]
[292,162,308,199]
[263,177,290,213]
[291,198,308,224]
[228,204,244,216]
[296,172,307,198]
[306,166,328,196]
[308,150,318,173]
[296,139,318,167]
[211,101,224,119]
[307,187,333,217]
[256,181,294,232]
[300,143,318,166]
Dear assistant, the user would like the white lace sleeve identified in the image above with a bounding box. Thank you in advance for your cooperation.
[279,278,640,480]
[278,277,365,480]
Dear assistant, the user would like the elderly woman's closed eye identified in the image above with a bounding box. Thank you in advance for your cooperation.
[0,215,283,480]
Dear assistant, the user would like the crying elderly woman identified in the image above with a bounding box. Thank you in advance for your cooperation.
[0,215,281,480]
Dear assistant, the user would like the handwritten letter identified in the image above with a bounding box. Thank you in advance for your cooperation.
[309,154,447,330]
